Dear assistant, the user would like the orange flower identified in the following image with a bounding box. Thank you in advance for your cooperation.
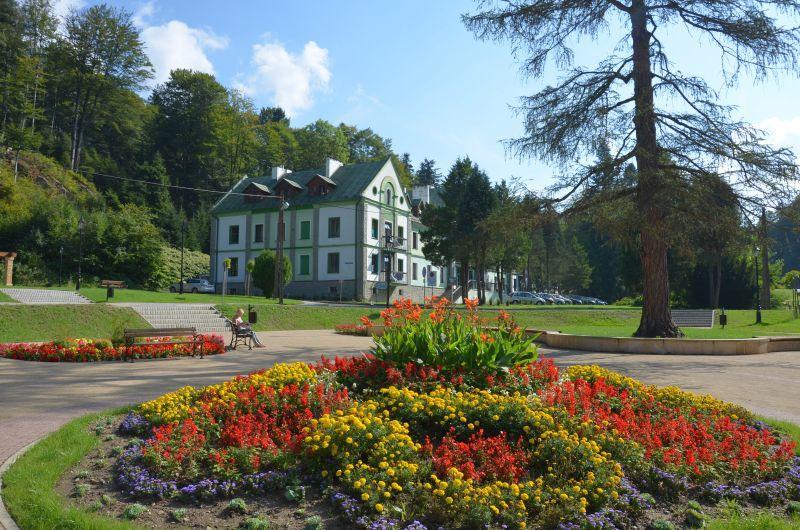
[464,298,479,311]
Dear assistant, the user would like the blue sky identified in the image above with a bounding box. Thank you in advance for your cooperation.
[56,0,800,191]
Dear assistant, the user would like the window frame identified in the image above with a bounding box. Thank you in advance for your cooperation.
[229,257,239,277]
[299,220,311,240]
[254,223,264,243]
[228,225,240,245]
[327,252,340,274]
[328,216,341,239]
[299,254,310,276]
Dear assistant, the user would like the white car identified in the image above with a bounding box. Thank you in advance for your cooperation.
[169,278,215,294]
[509,291,544,304]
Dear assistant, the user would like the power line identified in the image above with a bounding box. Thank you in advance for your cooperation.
[77,168,391,214]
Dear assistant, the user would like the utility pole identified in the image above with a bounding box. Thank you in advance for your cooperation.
[76,217,84,291]
[58,246,64,285]
[383,226,394,308]
[274,195,288,304]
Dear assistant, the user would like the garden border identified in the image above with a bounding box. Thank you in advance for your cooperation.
[0,440,35,530]
[366,325,800,355]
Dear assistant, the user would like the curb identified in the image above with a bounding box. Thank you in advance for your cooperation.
[0,439,41,530]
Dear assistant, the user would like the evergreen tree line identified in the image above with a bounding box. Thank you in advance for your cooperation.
[420,149,799,309]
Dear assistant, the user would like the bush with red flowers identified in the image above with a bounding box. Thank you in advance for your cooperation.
[0,335,225,362]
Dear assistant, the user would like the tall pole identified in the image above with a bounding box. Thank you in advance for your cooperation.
[275,195,287,305]
[384,228,393,308]
[58,246,63,286]
[76,217,84,291]
[754,246,762,324]
[179,220,186,295]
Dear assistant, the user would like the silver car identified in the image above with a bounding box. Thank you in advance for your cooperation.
[509,291,545,304]
[169,278,215,293]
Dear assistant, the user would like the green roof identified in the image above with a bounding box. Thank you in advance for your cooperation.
[212,158,389,215]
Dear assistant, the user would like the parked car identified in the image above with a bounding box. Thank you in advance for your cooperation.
[535,293,566,304]
[561,295,583,304]
[169,278,215,293]
[509,291,545,304]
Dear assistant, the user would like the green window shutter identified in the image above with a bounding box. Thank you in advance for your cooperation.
[300,254,310,276]
[300,220,310,240]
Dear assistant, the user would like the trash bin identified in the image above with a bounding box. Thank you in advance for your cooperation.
[249,310,257,324]
[107,286,115,299]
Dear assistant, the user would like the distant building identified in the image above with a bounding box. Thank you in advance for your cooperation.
[210,157,470,302]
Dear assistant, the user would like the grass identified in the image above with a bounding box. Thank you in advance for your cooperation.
[1,410,798,530]
[44,286,301,306]
[219,303,800,339]
[0,290,13,302]
[1,408,136,530]
[0,305,148,343]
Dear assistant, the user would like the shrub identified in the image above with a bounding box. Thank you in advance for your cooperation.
[170,508,187,522]
[372,297,538,371]
[227,498,248,514]
[251,250,292,298]
[304,515,323,530]
[147,246,211,290]
[122,503,148,520]
[241,516,271,530]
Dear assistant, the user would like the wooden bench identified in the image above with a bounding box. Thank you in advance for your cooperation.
[227,319,255,350]
[123,327,203,362]
[672,309,715,328]
[100,280,127,301]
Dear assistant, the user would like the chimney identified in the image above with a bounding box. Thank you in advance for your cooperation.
[325,158,343,178]
[412,185,431,204]
[271,166,292,180]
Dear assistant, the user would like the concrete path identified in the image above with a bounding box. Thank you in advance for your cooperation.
[0,331,373,466]
[0,288,91,304]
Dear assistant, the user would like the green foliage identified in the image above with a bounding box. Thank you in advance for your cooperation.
[227,497,248,514]
[170,508,187,522]
[241,516,271,530]
[372,300,538,371]
[251,250,292,298]
[304,515,323,530]
[649,520,676,530]
[780,270,800,288]
[147,246,210,290]
[121,503,147,520]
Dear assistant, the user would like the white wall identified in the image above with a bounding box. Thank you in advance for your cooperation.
[217,215,247,251]
[294,209,314,247]
[250,213,267,250]
[216,251,247,282]
[364,203,381,245]
[318,246,356,281]
[318,206,356,246]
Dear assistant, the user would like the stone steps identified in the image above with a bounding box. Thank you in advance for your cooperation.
[120,303,231,335]
[0,288,91,304]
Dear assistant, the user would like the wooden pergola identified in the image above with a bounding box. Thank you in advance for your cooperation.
[0,252,16,286]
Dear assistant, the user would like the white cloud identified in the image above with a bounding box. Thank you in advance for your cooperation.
[53,0,84,21]
[758,116,800,147]
[132,1,156,28]
[141,20,228,84]
[236,39,331,117]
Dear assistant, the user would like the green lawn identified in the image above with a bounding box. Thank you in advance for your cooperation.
[217,303,384,331]
[0,305,148,343]
[0,290,13,302]
[72,287,301,305]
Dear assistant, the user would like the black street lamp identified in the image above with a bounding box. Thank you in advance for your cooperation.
[754,245,762,324]
[76,217,84,291]
[179,219,187,295]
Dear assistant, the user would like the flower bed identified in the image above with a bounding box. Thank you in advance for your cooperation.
[0,335,225,362]
[108,299,799,529]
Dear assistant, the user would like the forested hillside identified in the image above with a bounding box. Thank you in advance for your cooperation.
[0,0,415,286]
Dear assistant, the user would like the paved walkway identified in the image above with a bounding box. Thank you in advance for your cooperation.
[1,331,799,498]
[0,331,373,466]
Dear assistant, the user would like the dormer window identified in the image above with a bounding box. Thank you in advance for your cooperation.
[307,174,336,197]
[243,182,271,203]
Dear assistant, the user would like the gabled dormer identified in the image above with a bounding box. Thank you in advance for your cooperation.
[307,173,337,196]
[274,177,304,199]
[242,182,272,203]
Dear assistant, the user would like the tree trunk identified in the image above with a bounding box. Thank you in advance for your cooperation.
[759,209,771,309]
[459,261,469,304]
[630,0,680,337]
[713,257,722,309]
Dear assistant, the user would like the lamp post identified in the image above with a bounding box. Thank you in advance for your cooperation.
[76,217,84,291]
[58,246,64,286]
[274,197,289,305]
[754,245,762,324]
[179,219,187,295]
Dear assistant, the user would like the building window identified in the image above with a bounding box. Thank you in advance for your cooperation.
[228,257,239,277]
[412,262,418,280]
[327,252,340,274]
[371,218,379,239]
[300,220,310,240]
[398,226,404,242]
[228,225,239,245]
[328,217,341,238]
[298,254,310,276]
[440,268,444,285]
[385,187,393,205]
[397,257,404,272]
[412,232,418,249]
[254,224,264,243]
[384,221,392,239]
[370,253,379,273]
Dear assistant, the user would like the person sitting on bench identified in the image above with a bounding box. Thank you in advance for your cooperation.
[233,308,263,347]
